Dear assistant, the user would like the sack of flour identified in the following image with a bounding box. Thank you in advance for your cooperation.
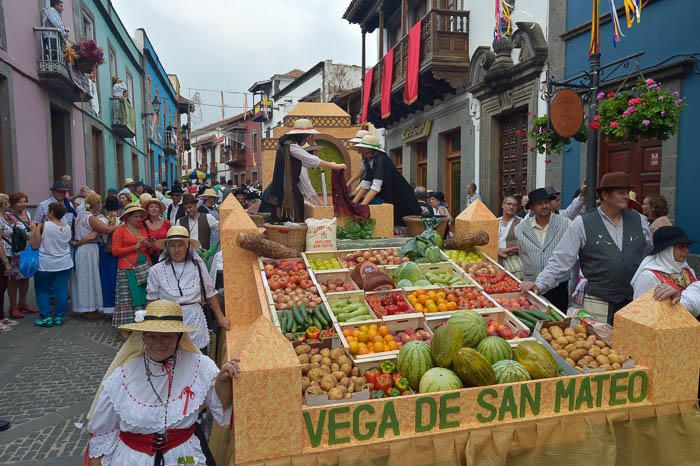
[305,218,337,252]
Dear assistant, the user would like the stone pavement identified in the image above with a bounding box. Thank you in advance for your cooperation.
[0,314,120,465]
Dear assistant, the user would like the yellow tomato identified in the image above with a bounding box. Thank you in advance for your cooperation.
[425,299,436,307]
[348,341,359,354]
[427,291,438,301]
[352,330,360,338]
[342,329,352,337]
[369,323,378,331]
[372,335,384,343]
[415,289,426,296]
[358,325,369,333]
[427,303,438,313]
[384,334,394,342]
[373,341,385,352]
[378,325,390,336]
[358,347,369,355]
[358,333,368,343]
[447,301,458,311]
[418,295,428,305]
[367,329,378,339]
[437,303,448,312]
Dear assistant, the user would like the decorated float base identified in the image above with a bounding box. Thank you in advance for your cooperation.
[305,203,395,238]
[211,196,700,466]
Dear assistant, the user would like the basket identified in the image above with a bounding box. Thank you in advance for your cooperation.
[263,223,307,253]
[403,215,448,237]
[248,212,269,227]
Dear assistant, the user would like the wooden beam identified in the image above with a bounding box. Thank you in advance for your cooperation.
[378,8,385,57]
[401,0,407,36]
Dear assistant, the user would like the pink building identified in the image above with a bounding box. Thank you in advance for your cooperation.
[0,0,88,204]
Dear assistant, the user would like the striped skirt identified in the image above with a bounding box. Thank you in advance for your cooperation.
[112,269,145,327]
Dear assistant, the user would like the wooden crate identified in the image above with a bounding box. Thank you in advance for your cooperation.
[337,247,403,269]
[410,286,501,319]
[323,291,380,324]
[301,251,346,273]
[418,262,476,287]
[312,270,360,297]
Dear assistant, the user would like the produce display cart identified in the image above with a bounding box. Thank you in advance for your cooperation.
[210,197,700,465]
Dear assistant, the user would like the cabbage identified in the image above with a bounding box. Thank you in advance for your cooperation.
[432,230,444,248]
[424,246,443,263]
[397,279,414,288]
[392,262,423,283]
[415,279,432,286]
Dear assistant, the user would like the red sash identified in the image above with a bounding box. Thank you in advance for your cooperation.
[651,268,697,291]
[119,425,196,456]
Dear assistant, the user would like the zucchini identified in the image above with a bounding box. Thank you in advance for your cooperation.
[549,309,565,321]
[312,306,329,327]
[279,312,288,333]
[524,308,556,322]
[292,307,306,326]
[513,310,537,326]
[346,315,371,322]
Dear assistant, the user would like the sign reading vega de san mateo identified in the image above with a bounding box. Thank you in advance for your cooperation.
[303,370,648,448]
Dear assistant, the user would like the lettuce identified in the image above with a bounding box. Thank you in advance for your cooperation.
[392,262,423,283]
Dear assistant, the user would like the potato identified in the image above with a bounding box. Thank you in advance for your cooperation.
[556,337,569,346]
[601,347,610,356]
[340,377,351,388]
[575,340,586,349]
[320,375,336,392]
[569,349,587,362]
[551,342,561,350]
[340,363,353,376]
[550,326,564,338]
[351,367,360,377]
[564,343,577,353]
[588,361,599,368]
[327,388,345,400]
[587,335,597,343]
[565,335,577,344]
[589,346,601,357]
[600,364,612,371]
[332,371,346,382]
[298,354,311,364]
[566,358,577,367]
[541,328,551,335]
[582,355,594,364]
[295,344,312,355]
[583,341,593,350]
[310,348,320,356]
[307,368,324,382]
[574,324,586,334]
[301,377,310,392]
[330,348,345,361]
[321,357,332,367]
[306,386,325,395]
[596,355,610,366]
[611,362,622,370]
[595,340,606,348]
[347,384,355,393]
[608,354,621,364]
[557,350,569,359]
[564,328,576,336]
[331,363,340,372]
[310,355,323,364]
[320,365,332,374]
[352,376,367,392]
[575,333,586,340]
[543,333,553,342]
[575,366,583,371]
[337,356,352,367]
[300,363,312,375]
[320,348,331,357]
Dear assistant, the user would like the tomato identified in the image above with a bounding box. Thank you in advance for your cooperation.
[397,301,409,313]
[268,279,281,291]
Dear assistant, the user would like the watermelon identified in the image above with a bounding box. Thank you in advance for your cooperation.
[397,340,434,391]
[431,324,463,368]
[514,341,559,379]
[447,310,486,348]
[476,336,512,364]
[452,348,496,387]
[418,367,463,393]
[492,360,531,384]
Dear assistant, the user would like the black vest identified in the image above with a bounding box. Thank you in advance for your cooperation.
[179,215,211,250]
[579,209,646,303]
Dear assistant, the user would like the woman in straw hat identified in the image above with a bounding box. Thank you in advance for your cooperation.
[87,299,240,466]
[344,129,370,191]
[141,193,170,265]
[197,188,220,220]
[147,226,229,350]
[111,202,154,340]
[352,134,421,226]
[260,118,346,222]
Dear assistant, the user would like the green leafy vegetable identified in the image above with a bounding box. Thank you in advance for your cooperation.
[337,217,376,240]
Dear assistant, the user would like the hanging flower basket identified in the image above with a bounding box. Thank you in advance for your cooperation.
[72,39,104,74]
[594,79,685,142]
[529,115,587,154]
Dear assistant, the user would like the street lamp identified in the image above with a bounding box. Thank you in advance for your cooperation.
[142,96,161,117]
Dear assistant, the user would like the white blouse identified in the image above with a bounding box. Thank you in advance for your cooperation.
[88,351,231,466]
[147,260,218,349]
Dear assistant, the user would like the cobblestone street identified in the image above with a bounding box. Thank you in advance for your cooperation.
[0,315,119,465]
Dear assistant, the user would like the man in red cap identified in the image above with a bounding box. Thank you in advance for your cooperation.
[521,172,652,324]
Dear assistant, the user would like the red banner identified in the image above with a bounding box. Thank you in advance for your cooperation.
[360,68,373,124]
[381,48,394,119]
[404,19,422,105]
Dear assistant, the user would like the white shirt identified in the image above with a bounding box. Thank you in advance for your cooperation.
[681,282,700,317]
[88,351,231,466]
[39,221,73,272]
[289,143,322,169]
[186,214,219,244]
[498,217,515,249]
[167,201,182,225]
[35,196,74,225]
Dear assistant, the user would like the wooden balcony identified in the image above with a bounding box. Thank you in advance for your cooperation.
[164,129,177,155]
[366,9,470,126]
[224,148,247,167]
[34,27,91,102]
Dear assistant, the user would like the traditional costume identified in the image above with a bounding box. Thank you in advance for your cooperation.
[87,300,231,466]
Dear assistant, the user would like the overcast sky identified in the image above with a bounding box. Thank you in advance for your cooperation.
[113,0,377,127]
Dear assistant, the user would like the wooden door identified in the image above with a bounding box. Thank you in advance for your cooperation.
[600,138,662,199]
[443,129,461,218]
[115,142,123,188]
[499,111,529,205]
[91,128,103,196]
[132,152,139,181]
[415,141,427,187]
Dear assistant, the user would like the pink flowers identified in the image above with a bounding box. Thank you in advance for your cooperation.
[610,121,619,128]
[645,79,655,86]
[515,129,522,135]
[597,92,606,101]
[623,106,637,117]
[589,122,601,130]
[607,91,616,98]
[642,119,651,126]
[628,97,642,106]
[658,95,665,101]
[593,114,601,121]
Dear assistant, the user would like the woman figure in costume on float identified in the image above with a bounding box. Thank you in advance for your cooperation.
[259,118,346,222]
[87,299,239,466]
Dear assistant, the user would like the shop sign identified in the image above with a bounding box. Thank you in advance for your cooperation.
[402,120,433,144]
[303,370,648,447]
[550,89,584,138]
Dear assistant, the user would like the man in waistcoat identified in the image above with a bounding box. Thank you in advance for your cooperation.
[516,188,571,311]
[179,194,219,250]
[497,195,522,278]
[522,172,652,324]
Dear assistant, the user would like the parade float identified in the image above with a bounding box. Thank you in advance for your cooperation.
[209,197,700,465]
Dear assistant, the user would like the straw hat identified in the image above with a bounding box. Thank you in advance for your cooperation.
[349,129,369,143]
[199,188,219,199]
[354,134,386,153]
[124,177,135,186]
[628,190,642,211]
[139,193,166,213]
[119,201,145,220]
[119,300,199,333]
[287,118,320,135]
[154,225,201,251]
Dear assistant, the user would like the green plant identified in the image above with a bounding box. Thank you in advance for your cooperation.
[337,217,375,240]
[529,115,587,154]
[594,79,685,142]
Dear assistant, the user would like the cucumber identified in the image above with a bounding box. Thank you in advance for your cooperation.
[549,309,565,321]
[342,308,369,320]
[292,308,306,326]
[279,312,288,333]
[525,308,556,322]
[312,318,323,329]
[346,315,371,322]
[513,310,538,326]
[312,306,329,327]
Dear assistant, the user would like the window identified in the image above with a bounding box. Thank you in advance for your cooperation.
[391,148,403,171]
[415,141,427,187]
[108,47,117,81]
[251,132,258,154]
[81,9,94,40]
[443,129,461,218]
[125,71,134,105]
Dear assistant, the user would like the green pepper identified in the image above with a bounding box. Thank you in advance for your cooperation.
[388,388,402,397]
[394,378,410,391]
[373,390,385,399]
[381,360,397,375]
[293,333,306,342]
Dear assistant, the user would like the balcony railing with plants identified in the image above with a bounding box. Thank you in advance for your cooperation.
[111,98,136,139]
[34,27,91,102]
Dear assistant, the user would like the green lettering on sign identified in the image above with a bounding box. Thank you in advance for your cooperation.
[591,373,611,408]
[328,406,351,445]
[415,397,437,433]
[439,392,461,429]
[498,385,518,421]
[520,382,541,416]
[303,410,325,448]
[575,376,594,410]
[378,401,400,438]
[555,379,576,413]
[352,404,376,441]
[609,372,629,406]
[628,370,648,403]
[476,388,498,423]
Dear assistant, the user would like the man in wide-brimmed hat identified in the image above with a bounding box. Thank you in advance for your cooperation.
[515,188,572,311]
[35,180,75,225]
[523,172,653,324]
[197,188,220,220]
[118,177,138,202]
[178,194,218,250]
[166,184,186,224]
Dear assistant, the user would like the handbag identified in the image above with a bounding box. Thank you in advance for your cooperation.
[19,244,39,278]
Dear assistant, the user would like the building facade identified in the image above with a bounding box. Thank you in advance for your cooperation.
[557,0,700,252]
[249,69,304,138]
[0,0,90,202]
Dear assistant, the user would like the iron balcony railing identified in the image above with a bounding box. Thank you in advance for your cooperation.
[33,27,91,102]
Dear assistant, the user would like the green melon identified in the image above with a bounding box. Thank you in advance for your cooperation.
[492,360,531,384]
[476,336,512,364]
[514,341,559,380]
[431,324,463,368]
[418,367,463,393]
[452,347,496,387]
[447,310,486,348]
[397,340,434,391]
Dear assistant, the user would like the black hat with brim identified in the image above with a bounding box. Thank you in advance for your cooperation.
[50,180,69,192]
[650,226,695,255]
[526,188,555,209]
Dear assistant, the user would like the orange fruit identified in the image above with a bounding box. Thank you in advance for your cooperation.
[367,329,378,339]
[384,334,394,342]
[373,341,385,352]
[343,329,352,337]
[437,291,447,300]
[437,303,448,312]
[358,325,369,333]
[387,340,398,350]
[425,299,435,307]
[413,303,424,313]
[418,295,428,305]
[427,304,438,313]
[348,341,359,354]
[447,301,458,311]
[372,335,384,343]
[358,347,369,355]
[358,333,368,343]
[369,323,378,331]
[378,325,390,336]
[415,289,426,296]
[427,291,438,301]
[346,335,355,343]
[352,330,360,338]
